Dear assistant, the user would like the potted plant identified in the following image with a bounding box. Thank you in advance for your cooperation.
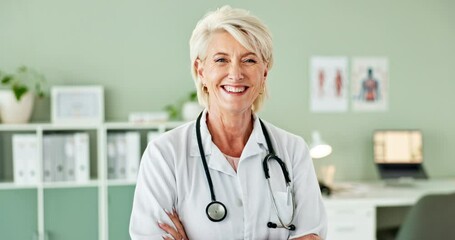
[165,91,203,121]
[181,91,204,121]
[0,66,46,123]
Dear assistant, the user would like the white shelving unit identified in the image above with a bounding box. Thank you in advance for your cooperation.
[0,121,184,240]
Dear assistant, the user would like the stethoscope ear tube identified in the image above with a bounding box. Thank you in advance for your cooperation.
[275,156,291,184]
[259,120,291,184]
[262,154,273,179]
[263,154,291,184]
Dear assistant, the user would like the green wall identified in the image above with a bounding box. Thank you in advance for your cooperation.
[1,0,454,181]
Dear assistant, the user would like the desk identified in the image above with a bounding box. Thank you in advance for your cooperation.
[323,179,455,240]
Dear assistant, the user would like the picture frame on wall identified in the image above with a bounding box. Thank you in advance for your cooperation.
[51,86,104,124]
[309,56,349,113]
[351,57,389,112]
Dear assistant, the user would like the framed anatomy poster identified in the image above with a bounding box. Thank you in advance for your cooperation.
[351,57,389,111]
[310,56,349,112]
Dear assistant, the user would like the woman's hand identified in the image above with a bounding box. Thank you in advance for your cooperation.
[158,208,189,240]
[292,234,321,240]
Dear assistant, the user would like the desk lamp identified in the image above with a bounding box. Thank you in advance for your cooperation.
[310,131,333,195]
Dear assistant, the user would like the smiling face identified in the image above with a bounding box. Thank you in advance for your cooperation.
[196,31,268,116]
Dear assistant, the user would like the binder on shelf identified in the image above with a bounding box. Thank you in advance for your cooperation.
[74,133,90,182]
[64,135,76,181]
[115,134,127,179]
[12,135,27,184]
[43,132,90,183]
[125,132,140,181]
[44,134,65,182]
[53,135,66,182]
[107,131,140,180]
[43,135,54,182]
[107,134,117,180]
[12,134,39,184]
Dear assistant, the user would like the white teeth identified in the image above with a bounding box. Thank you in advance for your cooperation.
[224,86,246,93]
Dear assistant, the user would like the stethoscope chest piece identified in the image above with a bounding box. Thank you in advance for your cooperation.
[206,201,227,222]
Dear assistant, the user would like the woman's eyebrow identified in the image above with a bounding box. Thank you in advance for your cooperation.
[211,52,258,57]
[242,52,257,57]
[212,52,228,57]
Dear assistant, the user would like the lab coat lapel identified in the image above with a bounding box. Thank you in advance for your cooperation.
[208,145,236,176]
[240,115,268,160]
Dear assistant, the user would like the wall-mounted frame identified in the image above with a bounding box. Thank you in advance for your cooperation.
[51,86,104,124]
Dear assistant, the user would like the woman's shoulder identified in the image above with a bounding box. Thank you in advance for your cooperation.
[140,121,196,169]
[260,119,308,146]
[146,120,195,151]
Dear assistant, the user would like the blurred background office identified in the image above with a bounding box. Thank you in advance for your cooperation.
[0,0,454,240]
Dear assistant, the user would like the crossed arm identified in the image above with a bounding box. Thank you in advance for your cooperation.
[158,209,321,240]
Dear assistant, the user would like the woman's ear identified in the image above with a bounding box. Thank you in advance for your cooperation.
[195,59,204,79]
[263,66,269,79]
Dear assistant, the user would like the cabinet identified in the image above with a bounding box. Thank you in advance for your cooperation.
[324,201,376,240]
[0,121,183,240]
[323,179,455,240]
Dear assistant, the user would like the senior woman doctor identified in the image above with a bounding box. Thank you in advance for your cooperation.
[129,6,327,240]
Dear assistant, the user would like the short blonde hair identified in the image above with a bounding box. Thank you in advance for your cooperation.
[189,5,273,112]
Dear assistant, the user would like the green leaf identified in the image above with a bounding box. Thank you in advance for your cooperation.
[164,105,179,119]
[35,82,45,98]
[1,75,12,84]
[0,66,47,100]
[189,91,198,101]
[12,84,28,101]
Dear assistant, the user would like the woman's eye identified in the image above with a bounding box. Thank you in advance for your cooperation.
[215,58,227,63]
[243,59,257,64]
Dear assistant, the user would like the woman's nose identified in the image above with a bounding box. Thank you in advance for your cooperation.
[228,62,244,81]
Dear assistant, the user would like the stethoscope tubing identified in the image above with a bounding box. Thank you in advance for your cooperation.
[196,111,295,230]
[196,112,217,202]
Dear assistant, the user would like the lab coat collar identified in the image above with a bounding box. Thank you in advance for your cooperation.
[241,114,268,159]
[190,110,269,175]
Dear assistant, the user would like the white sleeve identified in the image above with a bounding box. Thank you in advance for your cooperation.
[129,141,177,240]
[289,137,328,239]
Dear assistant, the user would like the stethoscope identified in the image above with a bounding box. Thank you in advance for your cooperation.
[196,112,296,231]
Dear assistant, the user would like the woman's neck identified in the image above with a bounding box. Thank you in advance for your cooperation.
[206,109,254,158]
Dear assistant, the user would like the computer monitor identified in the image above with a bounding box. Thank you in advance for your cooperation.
[373,130,428,180]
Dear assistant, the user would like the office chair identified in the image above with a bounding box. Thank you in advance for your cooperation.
[395,192,455,240]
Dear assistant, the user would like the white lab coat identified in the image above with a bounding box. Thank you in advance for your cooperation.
[130,111,327,240]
